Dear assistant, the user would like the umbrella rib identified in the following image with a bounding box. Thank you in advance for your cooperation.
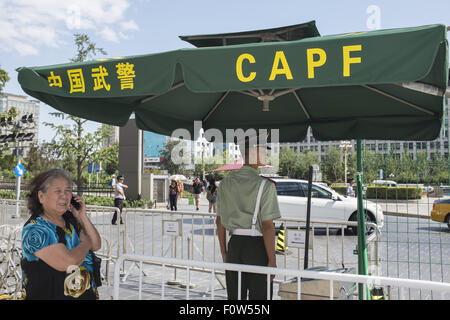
[273,88,299,98]
[239,91,259,98]
[202,91,230,123]
[140,81,185,104]
[396,82,445,97]
[361,85,435,116]
[292,90,311,120]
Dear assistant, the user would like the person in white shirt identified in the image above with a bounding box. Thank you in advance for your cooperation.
[112,175,128,225]
[347,179,355,197]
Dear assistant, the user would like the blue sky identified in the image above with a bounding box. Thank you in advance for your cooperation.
[0,0,449,143]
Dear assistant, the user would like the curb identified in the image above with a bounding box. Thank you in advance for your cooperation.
[384,211,430,220]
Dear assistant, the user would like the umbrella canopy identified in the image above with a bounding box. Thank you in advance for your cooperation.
[17,23,448,142]
[179,20,320,47]
[212,160,243,172]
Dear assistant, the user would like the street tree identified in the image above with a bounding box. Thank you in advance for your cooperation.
[44,33,109,193]
[278,147,297,178]
[0,65,9,93]
[321,146,343,182]
[45,116,113,192]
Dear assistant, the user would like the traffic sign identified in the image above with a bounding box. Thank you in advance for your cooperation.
[14,164,25,177]
[88,163,93,174]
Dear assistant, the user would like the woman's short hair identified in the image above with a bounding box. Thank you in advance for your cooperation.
[27,168,73,216]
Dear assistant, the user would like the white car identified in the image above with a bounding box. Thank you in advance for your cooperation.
[273,178,384,233]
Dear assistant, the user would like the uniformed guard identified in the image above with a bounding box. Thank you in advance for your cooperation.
[216,135,281,300]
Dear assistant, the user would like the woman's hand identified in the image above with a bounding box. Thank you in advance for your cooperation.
[70,195,87,221]
[71,195,102,252]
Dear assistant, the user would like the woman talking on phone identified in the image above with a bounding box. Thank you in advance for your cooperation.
[21,168,102,300]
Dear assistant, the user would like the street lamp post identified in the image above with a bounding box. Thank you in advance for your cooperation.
[339,140,352,184]
[0,114,35,218]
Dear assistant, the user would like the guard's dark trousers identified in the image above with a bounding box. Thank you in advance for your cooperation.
[112,198,124,224]
[225,235,273,300]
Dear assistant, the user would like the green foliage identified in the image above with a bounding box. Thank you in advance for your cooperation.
[365,186,422,200]
[0,65,10,93]
[331,185,422,200]
[279,145,450,185]
[124,199,155,209]
[71,34,107,63]
[278,147,319,180]
[321,147,344,182]
[83,195,115,207]
[0,190,26,200]
[44,115,114,190]
[331,185,347,196]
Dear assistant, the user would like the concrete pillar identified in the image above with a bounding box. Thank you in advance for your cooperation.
[118,118,142,200]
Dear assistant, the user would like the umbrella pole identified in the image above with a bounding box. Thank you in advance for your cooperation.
[356,139,370,300]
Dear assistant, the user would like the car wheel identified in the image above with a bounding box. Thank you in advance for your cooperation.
[446,215,450,230]
[348,211,376,235]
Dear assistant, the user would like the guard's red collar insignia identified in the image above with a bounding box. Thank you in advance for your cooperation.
[261,176,276,185]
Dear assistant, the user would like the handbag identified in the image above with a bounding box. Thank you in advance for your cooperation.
[90,250,102,288]
[63,211,102,288]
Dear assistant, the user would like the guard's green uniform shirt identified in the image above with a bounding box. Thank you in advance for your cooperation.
[217,166,281,234]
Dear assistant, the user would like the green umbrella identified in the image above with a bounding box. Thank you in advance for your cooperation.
[17,23,448,300]
[17,23,447,143]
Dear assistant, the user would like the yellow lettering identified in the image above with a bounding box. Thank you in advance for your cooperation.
[236,54,256,82]
[116,62,136,90]
[307,48,327,79]
[269,51,293,81]
[67,69,85,93]
[47,71,62,88]
[343,45,362,77]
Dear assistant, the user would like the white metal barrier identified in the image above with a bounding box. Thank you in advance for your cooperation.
[113,254,450,300]
[0,224,23,299]
[121,208,380,274]
[0,200,380,276]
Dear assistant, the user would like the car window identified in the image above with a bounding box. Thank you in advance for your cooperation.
[275,182,305,197]
[300,183,332,199]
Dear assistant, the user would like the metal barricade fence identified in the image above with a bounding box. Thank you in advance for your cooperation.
[121,208,380,275]
[113,254,450,300]
[0,200,381,299]
[0,224,23,299]
[0,200,381,279]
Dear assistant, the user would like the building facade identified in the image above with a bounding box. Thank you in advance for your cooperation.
[0,93,40,154]
[280,98,450,161]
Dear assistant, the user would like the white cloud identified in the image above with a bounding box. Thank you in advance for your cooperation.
[0,0,138,56]
[99,26,120,43]
[120,19,139,31]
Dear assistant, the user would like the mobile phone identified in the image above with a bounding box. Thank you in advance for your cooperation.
[71,196,81,210]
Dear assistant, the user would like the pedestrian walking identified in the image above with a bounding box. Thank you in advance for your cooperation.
[216,137,281,300]
[112,175,128,225]
[109,174,116,191]
[206,179,218,213]
[192,178,203,211]
[168,180,179,211]
[347,178,355,197]
[177,180,183,199]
